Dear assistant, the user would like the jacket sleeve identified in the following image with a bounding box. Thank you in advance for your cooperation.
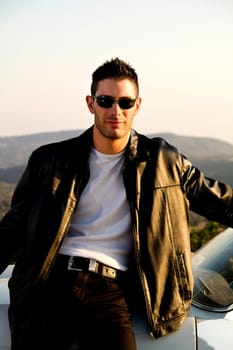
[181,156,233,227]
[0,170,32,272]
[0,146,54,274]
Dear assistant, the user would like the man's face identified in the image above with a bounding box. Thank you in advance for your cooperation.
[86,78,141,150]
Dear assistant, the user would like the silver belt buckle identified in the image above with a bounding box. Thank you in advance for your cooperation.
[102,266,117,279]
[88,258,98,273]
[68,256,82,271]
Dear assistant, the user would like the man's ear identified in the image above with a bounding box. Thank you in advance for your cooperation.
[134,97,142,116]
[86,95,95,114]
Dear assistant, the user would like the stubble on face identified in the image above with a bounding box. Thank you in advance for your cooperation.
[94,111,130,140]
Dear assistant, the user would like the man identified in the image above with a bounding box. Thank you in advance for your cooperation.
[0,57,233,350]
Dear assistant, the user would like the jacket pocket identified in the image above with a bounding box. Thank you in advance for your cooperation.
[176,251,192,300]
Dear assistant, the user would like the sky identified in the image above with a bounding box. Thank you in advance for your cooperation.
[0,0,233,144]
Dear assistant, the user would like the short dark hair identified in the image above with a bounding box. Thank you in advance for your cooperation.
[91,57,139,96]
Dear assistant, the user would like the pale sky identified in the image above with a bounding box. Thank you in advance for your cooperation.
[1,0,233,144]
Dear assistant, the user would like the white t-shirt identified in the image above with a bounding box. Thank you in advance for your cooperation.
[59,147,133,271]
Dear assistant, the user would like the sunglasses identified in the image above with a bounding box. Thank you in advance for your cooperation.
[93,95,137,110]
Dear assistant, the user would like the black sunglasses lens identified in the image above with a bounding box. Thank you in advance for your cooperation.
[118,98,135,109]
[96,96,114,108]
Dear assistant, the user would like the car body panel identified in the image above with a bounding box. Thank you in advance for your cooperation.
[189,303,233,350]
[134,315,196,350]
[196,319,233,350]
[0,304,11,349]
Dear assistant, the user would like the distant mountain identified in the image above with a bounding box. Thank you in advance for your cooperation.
[0,165,25,184]
[0,130,82,169]
[0,130,233,185]
[148,132,233,160]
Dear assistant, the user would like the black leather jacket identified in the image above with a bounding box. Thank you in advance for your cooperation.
[1,127,233,341]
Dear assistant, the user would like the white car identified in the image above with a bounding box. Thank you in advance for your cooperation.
[1,227,233,350]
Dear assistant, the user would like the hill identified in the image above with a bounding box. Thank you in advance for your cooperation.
[0,130,81,169]
[150,132,233,159]
[0,182,15,217]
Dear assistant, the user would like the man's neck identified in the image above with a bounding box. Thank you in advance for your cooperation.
[93,129,130,154]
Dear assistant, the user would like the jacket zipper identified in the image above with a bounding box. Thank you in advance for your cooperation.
[34,180,77,284]
[130,199,155,337]
[125,160,155,337]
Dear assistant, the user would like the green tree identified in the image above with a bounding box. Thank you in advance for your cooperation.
[190,221,226,252]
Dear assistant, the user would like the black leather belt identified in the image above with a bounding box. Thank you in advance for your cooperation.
[66,256,120,279]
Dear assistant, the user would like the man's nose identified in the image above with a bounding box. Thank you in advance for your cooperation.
[111,101,122,111]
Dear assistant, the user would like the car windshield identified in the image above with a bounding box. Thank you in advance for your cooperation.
[192,227,233,312]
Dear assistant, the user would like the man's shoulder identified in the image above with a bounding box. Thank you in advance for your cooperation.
[136,130,179,153]
[32,128,92,156]
[28,128,92,166]
[134,131,190,172]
